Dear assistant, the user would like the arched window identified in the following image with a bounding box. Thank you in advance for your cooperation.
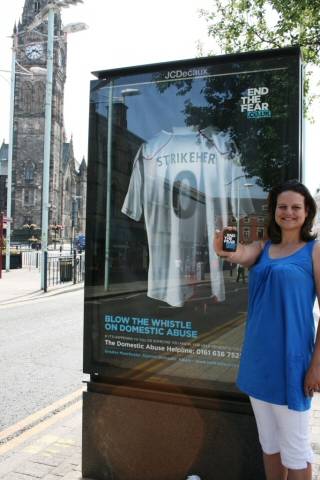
[25,164,34,182]
[59,96,64,123]
[55,95,62,121]
[24,189,34,206]
[33,83,45,113]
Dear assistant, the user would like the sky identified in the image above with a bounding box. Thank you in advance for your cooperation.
[0,0,319,195]
[0,0,214,157]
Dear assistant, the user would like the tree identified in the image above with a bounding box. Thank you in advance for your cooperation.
[199,0,320,105]
[200,1,320,60]
[151,1,312,191]
[154,70,299,191]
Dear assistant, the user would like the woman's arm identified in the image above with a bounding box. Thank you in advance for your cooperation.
[213,228,264,268]
[304,241,320,397]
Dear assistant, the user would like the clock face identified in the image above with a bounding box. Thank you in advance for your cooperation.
[25,44,44,60]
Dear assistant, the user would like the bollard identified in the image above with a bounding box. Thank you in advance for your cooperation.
[73,249,77,284]
[44,251,48,292]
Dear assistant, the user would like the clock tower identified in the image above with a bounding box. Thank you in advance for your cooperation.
[12,0,67,233]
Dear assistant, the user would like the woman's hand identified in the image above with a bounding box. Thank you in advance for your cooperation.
[304,363,320,397]
[214,229,263,268]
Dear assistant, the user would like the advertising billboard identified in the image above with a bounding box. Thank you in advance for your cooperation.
[84,47,302,395]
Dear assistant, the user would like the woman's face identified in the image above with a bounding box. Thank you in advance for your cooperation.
[275,190,308,233]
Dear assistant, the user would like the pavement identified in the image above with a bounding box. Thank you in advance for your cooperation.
[0,267,86,479]
[0,267,320,479]
[0,264,83,306]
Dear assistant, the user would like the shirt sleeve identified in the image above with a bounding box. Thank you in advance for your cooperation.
[121,146,144,221]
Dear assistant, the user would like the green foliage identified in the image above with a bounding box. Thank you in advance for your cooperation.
[199,0,320,111]
[155,64,300,191]
[200,0,320,62]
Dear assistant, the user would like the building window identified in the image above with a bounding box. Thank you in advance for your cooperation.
[243,227,251,242]
[243,216,250,224]
[257,216,264,224]
[22,82,32,113]
[262,204,268,211]
[25,164,34,182]
[34,1,40,13]
[33,83,45,113]
[24,189,34,206]
[257,227,264,239]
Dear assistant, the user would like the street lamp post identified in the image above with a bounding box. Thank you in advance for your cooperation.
[5,34,16,273]
[40,6,55,289]
[236,180,240,236]
[237,181,254,242]
[29,0,87,289]
[225,175,254,242]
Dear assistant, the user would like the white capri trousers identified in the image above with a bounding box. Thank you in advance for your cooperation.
[250,397,313,470]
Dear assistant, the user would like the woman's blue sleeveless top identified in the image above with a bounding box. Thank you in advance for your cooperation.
[236,240,317,411]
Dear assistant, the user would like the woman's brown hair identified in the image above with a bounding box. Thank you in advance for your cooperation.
[267,180,317,243]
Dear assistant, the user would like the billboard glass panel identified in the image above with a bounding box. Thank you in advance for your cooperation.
[84,47,302,394]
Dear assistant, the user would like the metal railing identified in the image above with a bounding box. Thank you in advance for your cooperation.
[20,248,85,290]
[46,251,85,287]
[22,250,41,269]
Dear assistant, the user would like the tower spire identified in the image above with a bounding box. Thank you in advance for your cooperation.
[21,1,62,32]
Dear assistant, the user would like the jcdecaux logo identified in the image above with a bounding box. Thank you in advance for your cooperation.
[164,68,208,80]
[240,87,272,119]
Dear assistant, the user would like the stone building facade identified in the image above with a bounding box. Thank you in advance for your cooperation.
[61,137,87,242]
[0,141,8,215]
[2,0,86,243]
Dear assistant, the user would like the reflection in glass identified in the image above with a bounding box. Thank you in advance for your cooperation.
[85,51,301,393]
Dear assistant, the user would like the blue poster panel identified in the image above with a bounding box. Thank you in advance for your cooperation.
[84,47,302,394]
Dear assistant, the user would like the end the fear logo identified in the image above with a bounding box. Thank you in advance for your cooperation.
[240,87,272,119]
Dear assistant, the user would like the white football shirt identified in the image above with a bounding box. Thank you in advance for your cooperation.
[122,126,242,307]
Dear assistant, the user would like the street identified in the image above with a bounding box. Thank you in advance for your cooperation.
[0,289,86,431]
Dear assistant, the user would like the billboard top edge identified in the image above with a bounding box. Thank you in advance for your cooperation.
[92,45,302,80]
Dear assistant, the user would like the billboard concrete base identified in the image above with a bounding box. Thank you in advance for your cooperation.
[82,383,265,480]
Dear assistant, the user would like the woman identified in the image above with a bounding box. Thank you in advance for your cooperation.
[214,180,320,480]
